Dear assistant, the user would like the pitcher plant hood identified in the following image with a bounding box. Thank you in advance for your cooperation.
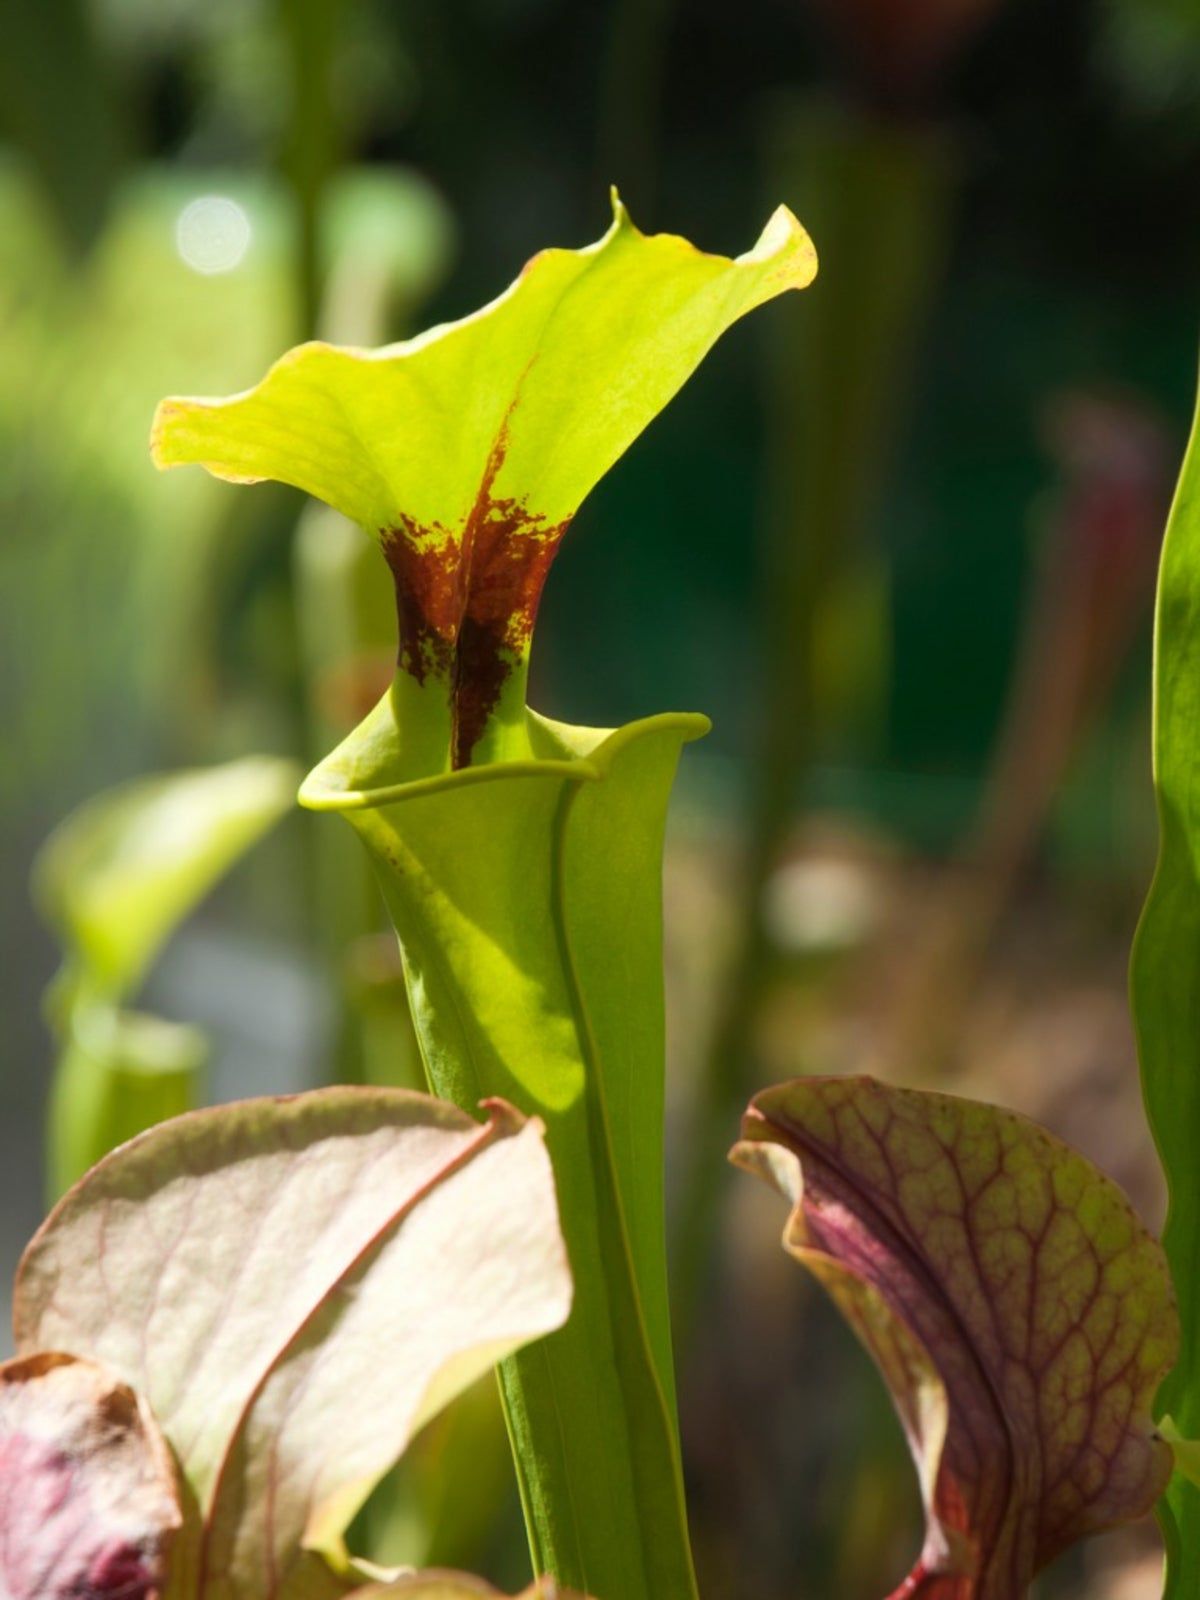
[151,192,816,774]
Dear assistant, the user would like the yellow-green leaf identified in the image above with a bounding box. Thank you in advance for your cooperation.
[151,194,815,769]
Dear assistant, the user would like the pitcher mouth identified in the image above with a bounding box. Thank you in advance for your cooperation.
[297,699,711,814]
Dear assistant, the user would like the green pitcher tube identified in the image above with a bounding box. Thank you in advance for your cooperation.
[302,702,707,1597]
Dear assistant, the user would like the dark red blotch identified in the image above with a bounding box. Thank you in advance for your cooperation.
[382,432,568,768]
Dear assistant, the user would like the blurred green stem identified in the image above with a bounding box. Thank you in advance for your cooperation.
[48,1009,204,1198]
[875,392,1168,1075]
[0,0,125,254]
[673,98,953,1331]
[279,0,343,338]
[595,0,676,220]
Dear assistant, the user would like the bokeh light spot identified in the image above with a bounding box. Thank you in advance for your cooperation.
[175,196,251,275]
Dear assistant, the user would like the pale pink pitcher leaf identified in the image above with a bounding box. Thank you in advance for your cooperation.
[13,1089,572,1600]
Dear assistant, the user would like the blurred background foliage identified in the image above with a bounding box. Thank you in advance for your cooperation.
[2,0,1200,1595]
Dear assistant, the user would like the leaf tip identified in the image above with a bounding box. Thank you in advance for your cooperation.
[148,398,186,470]
[740,204,819,291]
[729,1130,805,1224]
[478,1096,532,1139]
[607,184,634,236]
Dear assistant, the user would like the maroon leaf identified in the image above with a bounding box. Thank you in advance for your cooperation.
[732,1076,1179,1598]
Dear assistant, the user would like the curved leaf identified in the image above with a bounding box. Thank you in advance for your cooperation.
[151,194,816,768]
[14,1089,572,1600]
[35,755,299,1008]
[732,1076,1178,1598]
[0,1350,181,1600]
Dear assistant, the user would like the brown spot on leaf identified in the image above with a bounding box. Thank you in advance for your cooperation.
[382,430,568,768]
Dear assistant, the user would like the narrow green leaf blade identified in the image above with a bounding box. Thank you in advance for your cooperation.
[734,1076,1178,1598]
[14,1090,571,1600]
[1130,364,1200,1589]
[354,1577,586,1598]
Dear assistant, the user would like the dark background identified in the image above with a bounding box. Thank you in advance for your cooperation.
[2,1,1199,1594]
